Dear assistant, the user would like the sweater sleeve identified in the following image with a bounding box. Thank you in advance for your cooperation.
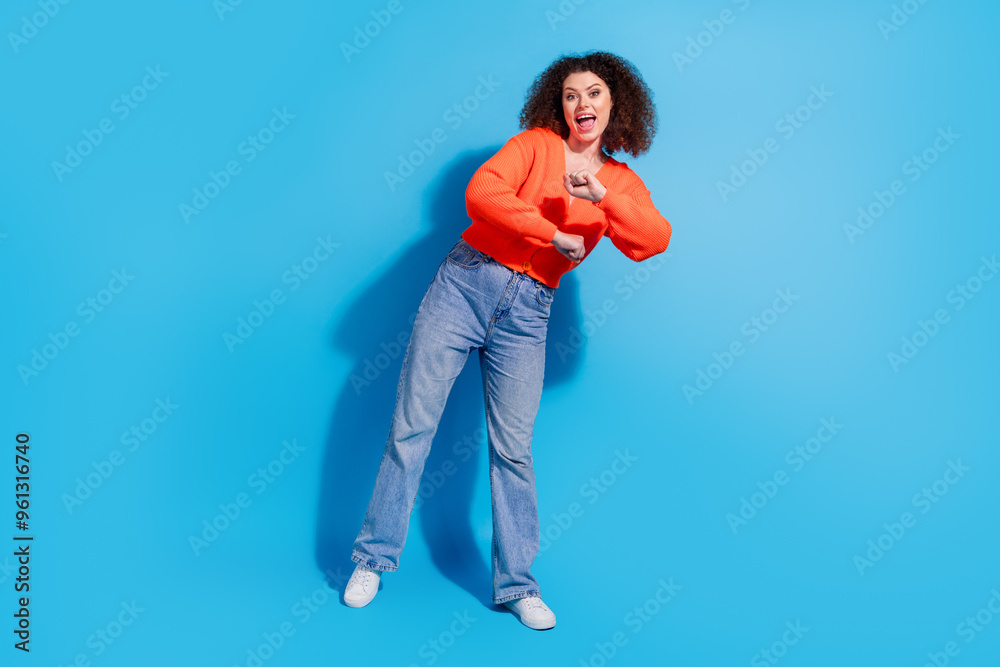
[465,132,560,243]
[597,169,671,261]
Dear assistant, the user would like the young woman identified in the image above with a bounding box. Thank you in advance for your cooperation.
[345,51,671,630]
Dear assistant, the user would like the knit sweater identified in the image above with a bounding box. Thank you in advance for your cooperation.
[461,126,671,289]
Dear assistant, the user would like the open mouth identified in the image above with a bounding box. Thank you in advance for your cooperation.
[575,114,596,132]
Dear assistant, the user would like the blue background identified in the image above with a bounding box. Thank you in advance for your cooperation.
[2,0,998,665]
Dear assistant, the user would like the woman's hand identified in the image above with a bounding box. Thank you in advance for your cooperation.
[552,229,585,263]
[563,170,607,203]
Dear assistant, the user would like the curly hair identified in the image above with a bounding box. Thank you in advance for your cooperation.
[518,50,657,158]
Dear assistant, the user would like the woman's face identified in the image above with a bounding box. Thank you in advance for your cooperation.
[561,70,613,145]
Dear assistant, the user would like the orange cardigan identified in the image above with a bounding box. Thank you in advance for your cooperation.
[461,126,671,288]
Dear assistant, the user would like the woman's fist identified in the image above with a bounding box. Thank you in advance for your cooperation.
[552,229,586,263]
[563,170,607,203]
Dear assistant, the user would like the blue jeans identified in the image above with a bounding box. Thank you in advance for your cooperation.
[351,236,555,605]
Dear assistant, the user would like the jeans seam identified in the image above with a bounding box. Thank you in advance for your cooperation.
[484,349,500,597]
[487,273,522,337]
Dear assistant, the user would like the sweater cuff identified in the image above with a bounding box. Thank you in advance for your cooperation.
[539,220,559,243]
[594,191,624,213]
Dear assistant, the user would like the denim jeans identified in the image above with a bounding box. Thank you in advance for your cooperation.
[351,236,555,605]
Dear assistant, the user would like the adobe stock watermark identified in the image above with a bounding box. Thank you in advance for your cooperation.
[887,254,997,372]
[877,0,933,41]
[750,620,809,667]
[232,576,347,667]
[222,235,340,352]
[7,0,73,54]
[538,449,639,554]
[406,610,477,667]
[57,600,145,665]
[672,0,754,73]
[919,588,1000,667]
[843,126,959,244]
[213,0,246,21]
[852,458,971,576]
[545,0,596,31]
[61,397,179,514]
[51,65,169,182]
[554,253,670,363]
[178,106,295,224]
[716,85,833,202]
[340,0,409,63]
[578,577,681,666]
[413,427,487,511]
[384,75,502,192]
[188,438,306,556]
[349,309,419,396]
[17,268,135,386]
[726,418,844,534]
[682,288,799,404]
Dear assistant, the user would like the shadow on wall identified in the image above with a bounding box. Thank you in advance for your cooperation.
[314,147,585,608]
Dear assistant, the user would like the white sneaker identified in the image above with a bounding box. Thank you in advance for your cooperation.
[504,595,556,630]
[344,564,381,608]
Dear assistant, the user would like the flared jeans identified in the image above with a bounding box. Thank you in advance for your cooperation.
[351,236,555,605]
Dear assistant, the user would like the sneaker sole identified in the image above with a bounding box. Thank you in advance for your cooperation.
[343,591,377,608]
[505,603,556,630]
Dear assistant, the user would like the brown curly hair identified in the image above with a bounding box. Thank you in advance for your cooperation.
[518,51,657,158]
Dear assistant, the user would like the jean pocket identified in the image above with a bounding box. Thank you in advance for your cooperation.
[535,282,555,307]
[445,240,484,270]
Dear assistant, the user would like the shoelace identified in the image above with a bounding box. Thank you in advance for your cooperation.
[351,568,373,592]
[521,596,544,612]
